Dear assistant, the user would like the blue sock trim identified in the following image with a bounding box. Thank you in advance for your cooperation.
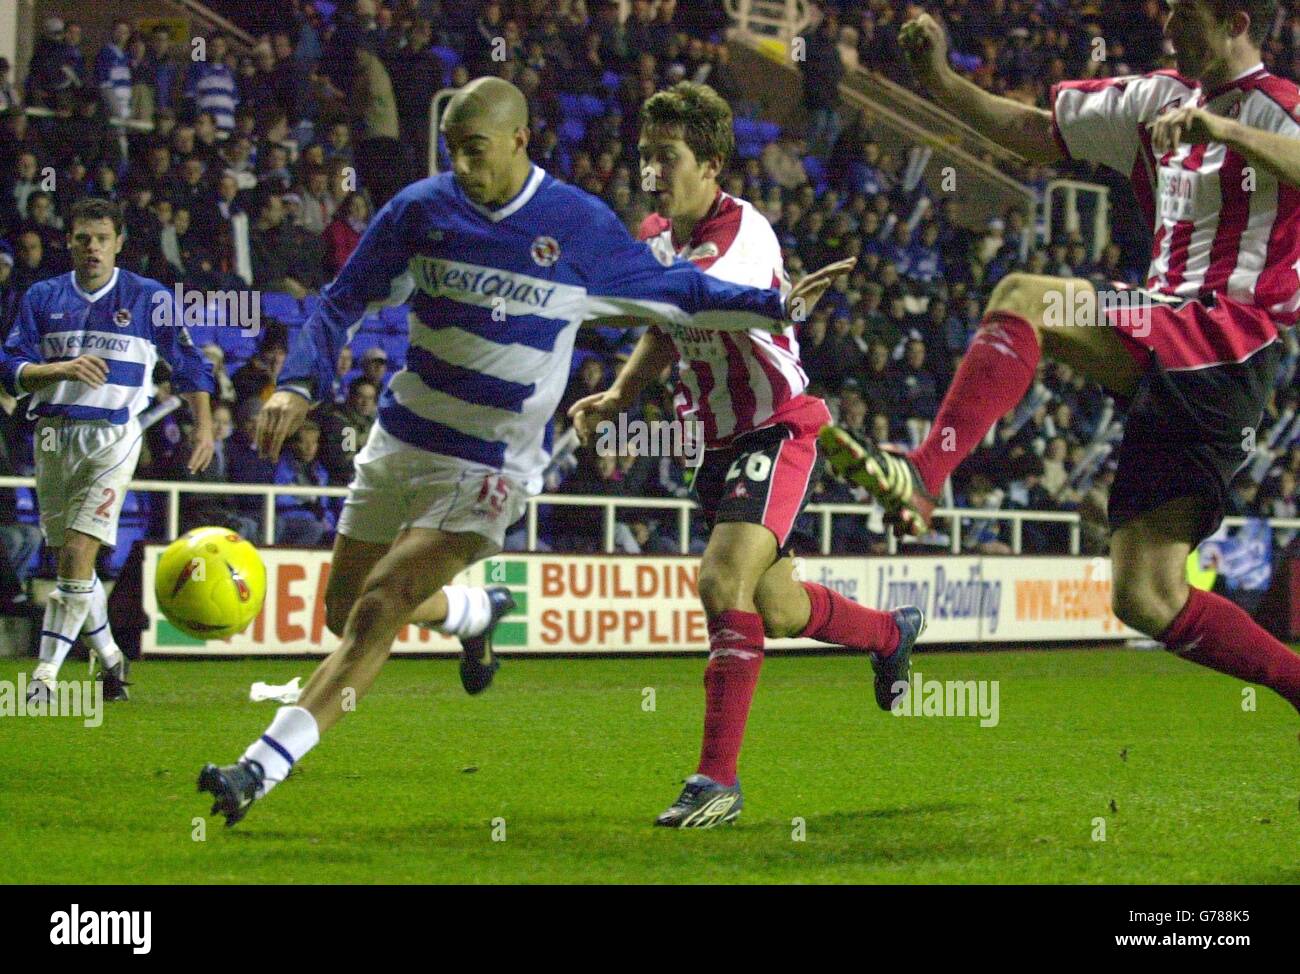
[260,734,295,768]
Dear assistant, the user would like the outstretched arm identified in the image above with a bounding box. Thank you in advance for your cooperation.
[900,13,1062,165]
[579,207,855,332]
[568,326,675,444]
[609,327,675,405]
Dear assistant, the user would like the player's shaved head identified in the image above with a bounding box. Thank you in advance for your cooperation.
[442,77,533,207]
[444,76,529,135]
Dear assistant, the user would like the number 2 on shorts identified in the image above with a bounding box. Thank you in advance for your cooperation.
[94,487,117,519]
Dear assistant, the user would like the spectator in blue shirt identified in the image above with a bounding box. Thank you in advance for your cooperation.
[227,398,277,483]
[274,420,334,547]
[845,139,885,196]
[94,20,133,121]
[62,22,90,88]
[882,220,912,276]
[898,338,939,421]
[141,26,182,113]
[904,222,944,284]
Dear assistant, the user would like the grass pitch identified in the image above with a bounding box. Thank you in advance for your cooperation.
[2,647,1298,884]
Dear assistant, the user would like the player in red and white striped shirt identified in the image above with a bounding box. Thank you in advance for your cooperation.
[638,192,818,443]
[823,3,1300,729]
[570,83,924,828]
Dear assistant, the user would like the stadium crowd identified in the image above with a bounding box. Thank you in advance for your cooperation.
[1,0,1297,596]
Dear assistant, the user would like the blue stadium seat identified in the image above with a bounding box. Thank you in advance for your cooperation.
[578,94,606,120]
[15,487,34,512]
[558,93,582,119]
[733,117,759,141]
[756,121,781,143]
[559,118,586,145]
[601,70,622,93]
[736,141,762,161]
[260,292,304,326]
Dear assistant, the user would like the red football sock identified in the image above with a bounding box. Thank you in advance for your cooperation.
[1162,588,1300,712]
[696,610,765,787]
[910,311,1040,495]
[800,582,900,656]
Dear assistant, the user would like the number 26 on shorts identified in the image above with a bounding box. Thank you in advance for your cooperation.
[725,453,772,483]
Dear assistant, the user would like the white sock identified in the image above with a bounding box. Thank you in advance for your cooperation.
[37,577,96,678]
[241,706,320,797]
[438,585,493,638]
[83,576,122,668]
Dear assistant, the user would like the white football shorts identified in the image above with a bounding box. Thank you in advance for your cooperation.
[337,424,530,551]
[33,417,144,547]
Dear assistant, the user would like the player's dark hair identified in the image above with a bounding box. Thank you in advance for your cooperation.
[640,81,734,170]
[1206,0,1278,46]
[68,197,124,235]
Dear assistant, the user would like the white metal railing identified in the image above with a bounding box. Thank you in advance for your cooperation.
[725,0,813,49]
[1044,179,1112,261]
[22,105,155,133]
[5,476,1295,557]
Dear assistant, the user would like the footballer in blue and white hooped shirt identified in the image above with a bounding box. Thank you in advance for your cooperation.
[0,197,215,702]
[198,76,852,825]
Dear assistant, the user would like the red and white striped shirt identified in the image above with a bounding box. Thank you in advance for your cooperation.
[638,191,826,446]
[1053,66,1300,332]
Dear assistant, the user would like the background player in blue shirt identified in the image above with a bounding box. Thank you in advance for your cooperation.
[0,197,215,703]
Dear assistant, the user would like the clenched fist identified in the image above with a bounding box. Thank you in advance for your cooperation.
[899,13,950,86]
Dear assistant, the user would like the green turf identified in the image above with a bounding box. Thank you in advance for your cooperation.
[2,648,1298,884]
